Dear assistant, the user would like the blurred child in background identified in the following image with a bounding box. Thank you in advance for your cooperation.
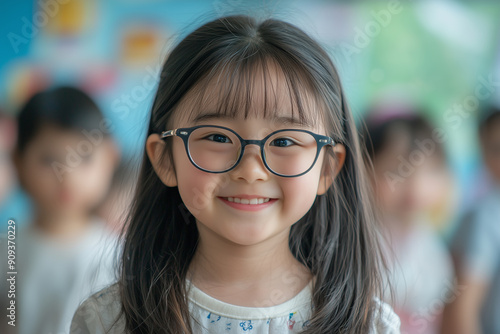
[364,108,454,334]
[442,106,500,334]
[0,110,16,207]
[0,86,120,334]
[0,109,31,230]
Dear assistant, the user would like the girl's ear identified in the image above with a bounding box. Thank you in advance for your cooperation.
[146,134,178,187]
[317,143,346,195]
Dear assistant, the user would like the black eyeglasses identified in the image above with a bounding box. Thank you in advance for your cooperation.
[160,125,336,177]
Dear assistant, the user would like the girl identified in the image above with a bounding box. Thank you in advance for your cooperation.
[71,15,400,333]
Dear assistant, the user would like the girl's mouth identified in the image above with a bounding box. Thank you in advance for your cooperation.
[218,197,278,211]
[226,197,270,204]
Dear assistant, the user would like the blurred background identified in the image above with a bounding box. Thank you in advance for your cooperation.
[1,0,499,232]
[0,1,499,334]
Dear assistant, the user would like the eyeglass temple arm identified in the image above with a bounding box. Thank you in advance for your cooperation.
[160,129,177,139]
[319,136,335,146]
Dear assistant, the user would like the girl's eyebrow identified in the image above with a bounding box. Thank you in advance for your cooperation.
[191,112,311,127]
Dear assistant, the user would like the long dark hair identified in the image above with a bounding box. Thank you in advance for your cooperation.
[119,15,386,333]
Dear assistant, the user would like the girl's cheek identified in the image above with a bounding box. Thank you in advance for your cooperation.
[177,166,227,214]
[173,141,228,209]
[280,177,318,220]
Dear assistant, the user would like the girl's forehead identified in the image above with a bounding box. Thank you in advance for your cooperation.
[170,58,325,130]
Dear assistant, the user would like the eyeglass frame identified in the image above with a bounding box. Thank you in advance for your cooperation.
[160,125,337,177]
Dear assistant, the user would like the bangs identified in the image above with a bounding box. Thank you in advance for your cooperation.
[174,51,326,129]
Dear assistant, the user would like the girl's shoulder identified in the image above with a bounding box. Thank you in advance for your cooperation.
[370,297,401,333]
[70,283,125,334]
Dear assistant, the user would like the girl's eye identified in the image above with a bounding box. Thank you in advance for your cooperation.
[270,138,295,147]
[205,134,232,143]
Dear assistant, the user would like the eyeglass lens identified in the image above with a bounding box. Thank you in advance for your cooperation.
[187,127,318,176]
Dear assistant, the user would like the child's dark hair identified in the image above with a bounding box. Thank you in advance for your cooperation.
[119,15,386,333]
[479,105,500,135]
[363,111,446,161]
[15,86,106,153]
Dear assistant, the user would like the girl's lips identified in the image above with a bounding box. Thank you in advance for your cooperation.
[227,197,270,204]
[218,197,278,212]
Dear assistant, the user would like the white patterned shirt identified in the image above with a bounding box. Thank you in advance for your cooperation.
[71,279,400,333]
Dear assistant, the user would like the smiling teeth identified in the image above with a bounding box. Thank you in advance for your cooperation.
[227,197,270,204]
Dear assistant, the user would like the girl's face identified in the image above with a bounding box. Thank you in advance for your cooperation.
[147,65,345,247]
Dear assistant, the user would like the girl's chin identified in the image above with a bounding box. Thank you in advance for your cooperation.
[202,222,280,247]
[225,226,289,247]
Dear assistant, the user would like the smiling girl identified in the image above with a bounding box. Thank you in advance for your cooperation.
[71,15,400,334]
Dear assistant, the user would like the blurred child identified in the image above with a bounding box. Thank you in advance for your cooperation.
[0,110,16,206]
[0,109,32,232]
[0,86,120,334]
[364,110,454,334]
[442,106,500,334]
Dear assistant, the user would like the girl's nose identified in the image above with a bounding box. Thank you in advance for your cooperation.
[229,145,269,183]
